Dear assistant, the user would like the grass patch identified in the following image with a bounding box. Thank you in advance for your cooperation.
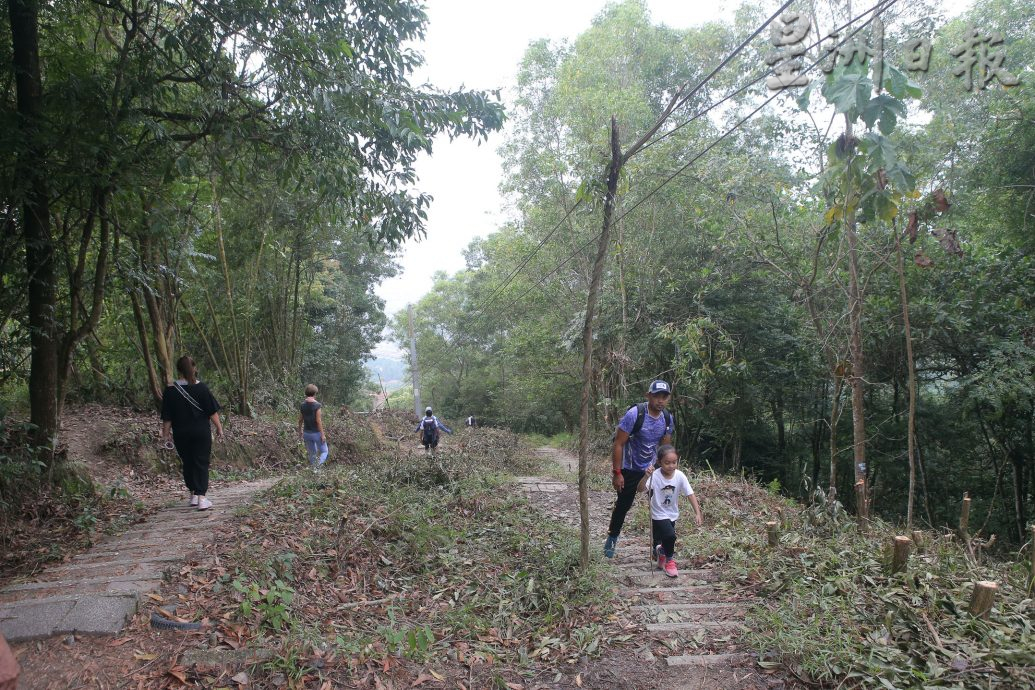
[186,446,615,686]
[679,477,1035,688]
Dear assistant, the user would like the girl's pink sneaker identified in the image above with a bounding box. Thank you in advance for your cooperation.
[664,559,678,578]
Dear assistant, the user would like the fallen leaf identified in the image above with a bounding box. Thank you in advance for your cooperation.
[231,671,249,685]
[133,652,157,661]
[430,670,445,680]
[168,667,188,684]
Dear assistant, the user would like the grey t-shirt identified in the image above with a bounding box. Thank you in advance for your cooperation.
[300,400,322,432]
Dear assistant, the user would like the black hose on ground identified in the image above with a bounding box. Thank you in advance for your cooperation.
[150,612,203,631]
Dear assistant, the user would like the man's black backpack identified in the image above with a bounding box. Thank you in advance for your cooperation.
[616,402,673,443]
[421,417,439,442]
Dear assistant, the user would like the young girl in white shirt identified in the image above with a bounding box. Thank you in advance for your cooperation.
[638,444,703,578]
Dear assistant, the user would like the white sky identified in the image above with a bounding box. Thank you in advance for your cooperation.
[372,0,732,357]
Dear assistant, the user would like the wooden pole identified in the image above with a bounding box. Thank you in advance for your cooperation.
[911,530,923,548]
[1029,525,1035,590]
[891,536,911,574]
[776,506,786,529]
[766,521,779,548]
[967,581,997,618]
[959,493,971,535]
[854,481,867,529]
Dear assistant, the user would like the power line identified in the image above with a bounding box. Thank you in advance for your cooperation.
[638,0,896,155]
[443,0,800,328]
[492,0,897,317]
[411,0,897,382]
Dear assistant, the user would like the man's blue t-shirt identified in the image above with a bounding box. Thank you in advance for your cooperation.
[618,405,673,471]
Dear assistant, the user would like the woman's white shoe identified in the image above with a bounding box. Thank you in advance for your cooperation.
[197,497,212,511]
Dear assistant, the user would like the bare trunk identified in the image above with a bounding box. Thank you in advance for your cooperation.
[829,373,844,495]
[895,226,918,529]
[845,118,869,519]
[579,117,622,571]
[10,0,58,451]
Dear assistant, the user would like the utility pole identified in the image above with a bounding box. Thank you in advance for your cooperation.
[407,304,422,416]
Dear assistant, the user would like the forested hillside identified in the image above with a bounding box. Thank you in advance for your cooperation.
[391,0,1035,544]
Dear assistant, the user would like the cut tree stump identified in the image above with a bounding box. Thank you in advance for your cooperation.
[891,536,912,574]
[766,521,779,548]
[967,581,997,618]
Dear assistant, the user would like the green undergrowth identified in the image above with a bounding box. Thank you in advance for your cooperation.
[191,445,615,687]
[679,476,1035,689]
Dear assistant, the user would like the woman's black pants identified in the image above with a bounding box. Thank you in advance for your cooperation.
[173,428,212,496]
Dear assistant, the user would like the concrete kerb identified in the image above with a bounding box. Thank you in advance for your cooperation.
[0,592,138,642]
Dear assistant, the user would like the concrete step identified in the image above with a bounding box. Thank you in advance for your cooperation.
[623,570,718,586]
[665,652,754,668]
[646,620,746,633]
[632,602,746,614]
[0,592,138,642]
[0,575,163,604]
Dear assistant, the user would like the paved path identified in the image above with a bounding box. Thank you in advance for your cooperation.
[0,478,278,643]
[521,448,776,689]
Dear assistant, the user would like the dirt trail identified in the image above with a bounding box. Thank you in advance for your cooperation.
[519,447,788,690]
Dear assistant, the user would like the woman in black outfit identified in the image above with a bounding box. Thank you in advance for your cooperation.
[161,356,223,510]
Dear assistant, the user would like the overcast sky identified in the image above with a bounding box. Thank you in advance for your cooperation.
[372,0,732,357]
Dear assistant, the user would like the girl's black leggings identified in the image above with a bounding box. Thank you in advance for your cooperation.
[173,428,212,496]
[652,519,677,558]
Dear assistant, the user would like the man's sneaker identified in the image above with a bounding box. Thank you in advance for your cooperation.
[655,545,667,571]
[197,497,212,511]
[664,558,678,578]
[603,534,618,558]
[189,495,199,507]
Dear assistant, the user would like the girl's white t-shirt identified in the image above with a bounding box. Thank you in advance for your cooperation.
[648,469,693,521]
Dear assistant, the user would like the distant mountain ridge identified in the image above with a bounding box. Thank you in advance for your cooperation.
[365,357,407,391]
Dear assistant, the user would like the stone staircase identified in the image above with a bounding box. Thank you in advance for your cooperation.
[0,478,277,643]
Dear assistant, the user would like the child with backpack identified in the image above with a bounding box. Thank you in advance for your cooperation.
[639,444,702,578]
[416,407,452,456]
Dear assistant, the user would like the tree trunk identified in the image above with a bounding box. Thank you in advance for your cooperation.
[10,0,58,452]
[829,373,844,495]
[844,118,869,519]
[579,117,622,571]
[895,225,918,529]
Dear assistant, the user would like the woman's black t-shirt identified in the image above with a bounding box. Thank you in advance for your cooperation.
[161,381,220,436]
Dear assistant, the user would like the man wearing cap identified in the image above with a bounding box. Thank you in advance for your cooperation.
[603,380,674,558]
[416,406,452,456]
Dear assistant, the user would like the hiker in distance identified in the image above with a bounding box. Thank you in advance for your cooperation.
[603,380,674,558]
[161,356,223,511]
[638,444,703,578]
[298,384,328,470]
[416,406,453,456]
